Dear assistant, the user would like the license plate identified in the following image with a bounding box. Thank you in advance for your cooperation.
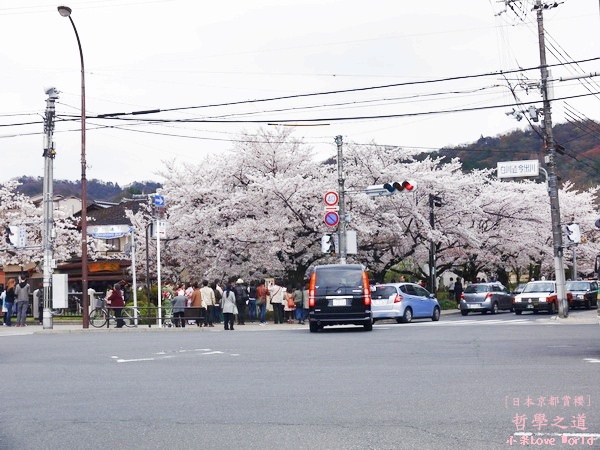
[526,304,534,309]
[468,304,480,309]
[372,300,385,306]
[332,299,347,306]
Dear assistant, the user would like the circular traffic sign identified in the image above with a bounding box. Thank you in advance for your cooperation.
[324,211,340,227]
[324,191,339,207]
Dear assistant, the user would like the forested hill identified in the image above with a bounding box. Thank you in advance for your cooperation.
[430,120,600,189]
[15,177,162,203]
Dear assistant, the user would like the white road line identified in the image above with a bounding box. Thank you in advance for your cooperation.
[113,348,227,363]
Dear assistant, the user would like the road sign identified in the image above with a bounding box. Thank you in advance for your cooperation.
[153,195,165,207]
[324,191,339,207]
[324,211,340,227]
[497,160,539,179]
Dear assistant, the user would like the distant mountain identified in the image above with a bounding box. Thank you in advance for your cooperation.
[431,120,600,189]
[14,177,162,202]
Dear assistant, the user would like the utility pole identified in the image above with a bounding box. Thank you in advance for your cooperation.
[534,0,568,318]
[428,194,442,294]
[335,135,347,264]
[42,87,59,329]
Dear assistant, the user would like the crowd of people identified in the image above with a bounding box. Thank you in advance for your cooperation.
[1,276,31,327]
[1,275,309,329]
[160,277,309,329]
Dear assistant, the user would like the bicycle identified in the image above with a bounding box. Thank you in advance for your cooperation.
[89,298,136,328]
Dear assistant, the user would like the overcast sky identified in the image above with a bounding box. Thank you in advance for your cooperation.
[1,0,599,187]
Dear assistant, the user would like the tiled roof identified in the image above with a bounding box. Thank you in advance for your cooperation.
[87,201,146,226]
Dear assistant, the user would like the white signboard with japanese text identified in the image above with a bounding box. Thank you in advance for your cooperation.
[497,160,539,179]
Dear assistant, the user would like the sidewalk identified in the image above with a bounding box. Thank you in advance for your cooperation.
[0,309,461,335]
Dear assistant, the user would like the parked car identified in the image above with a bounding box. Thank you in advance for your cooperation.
[307,264,373,332]
[371,283,441,324]
[459,282,514,315]
[512,283,527,296]
[513,280,573,315]
[565,280,598,309]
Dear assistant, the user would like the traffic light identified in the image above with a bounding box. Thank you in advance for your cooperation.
[383,180,417,193]
[565,223,581,244]
[321,233,335,254]
[365,181,417,197]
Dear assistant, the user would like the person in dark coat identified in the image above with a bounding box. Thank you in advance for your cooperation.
[107,283,125,328]
[454,278,463,308]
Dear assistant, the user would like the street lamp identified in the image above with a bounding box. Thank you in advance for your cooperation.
[58,5,89,328]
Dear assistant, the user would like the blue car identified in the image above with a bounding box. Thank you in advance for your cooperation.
[371,283,441,324]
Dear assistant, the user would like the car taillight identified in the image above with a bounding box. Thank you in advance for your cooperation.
[308,273,316,308]
[394,294,402,303]
[460,293,465,299]
[362,272,371,306]
[485,293,492,300]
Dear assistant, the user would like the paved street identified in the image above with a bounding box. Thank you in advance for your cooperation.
[1,309,598,449]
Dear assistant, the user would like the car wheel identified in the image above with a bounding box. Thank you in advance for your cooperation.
[461,310,469,316]
[584,300,591,310]
[549,302,557,314]
[482,310,488,315]
[364,321,373,331]
[490,302,499,315]
[309,322,318,333]
[515,310,522,315]
[400,307,413,323]
[431,306,440,322]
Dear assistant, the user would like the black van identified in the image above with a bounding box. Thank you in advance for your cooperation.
[307,264,373,332]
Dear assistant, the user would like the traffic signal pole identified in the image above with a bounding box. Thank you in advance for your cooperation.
[335,135,347,264]
[42,88,59,330]
[535,0,568,318]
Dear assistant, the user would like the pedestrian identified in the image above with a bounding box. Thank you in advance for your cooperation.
[211,280,222,324]
[454,277,463,308]
[269,279,285,324]
[247,280,258,323]
[448,277,454,302]
[284,285,296,323]
[221,281,238,331]
[256,279,268,325]
[190,282,203,326]
[14,276,31,327]
[293,284,305,324]
[233,278,248,325]
[171,291,186,327]
[200,280,215,327]
[106,283,125,328]
[302,281,309,324]
[3,279,14,327]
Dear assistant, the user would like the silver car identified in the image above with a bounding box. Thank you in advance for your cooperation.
[459,282,514,315]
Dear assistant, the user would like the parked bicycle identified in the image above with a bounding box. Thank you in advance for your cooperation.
[89,298,136,328]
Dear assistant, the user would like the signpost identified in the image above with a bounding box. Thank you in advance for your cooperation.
[324,191,340,228]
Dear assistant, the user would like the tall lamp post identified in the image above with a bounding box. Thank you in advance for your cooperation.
[58,5,89,328]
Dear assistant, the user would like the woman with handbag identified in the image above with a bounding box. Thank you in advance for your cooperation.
[221,280,238,331]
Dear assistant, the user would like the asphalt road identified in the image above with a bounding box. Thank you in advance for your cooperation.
[1,309,599,450]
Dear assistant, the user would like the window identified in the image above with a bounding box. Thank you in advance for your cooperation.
[105,238,121,252]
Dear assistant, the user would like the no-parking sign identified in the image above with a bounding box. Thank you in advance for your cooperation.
[324,211,340,227]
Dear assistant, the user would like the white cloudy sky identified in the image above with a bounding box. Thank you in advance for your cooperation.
[1,0,599,186]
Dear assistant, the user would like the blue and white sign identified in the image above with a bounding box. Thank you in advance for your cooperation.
[88,225,131,239]
[497,160,539,179]
[153,195,165,207]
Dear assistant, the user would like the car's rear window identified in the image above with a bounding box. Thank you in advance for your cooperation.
[314,268,363,293]
[372,286,396,299]
[464,285,490,293]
